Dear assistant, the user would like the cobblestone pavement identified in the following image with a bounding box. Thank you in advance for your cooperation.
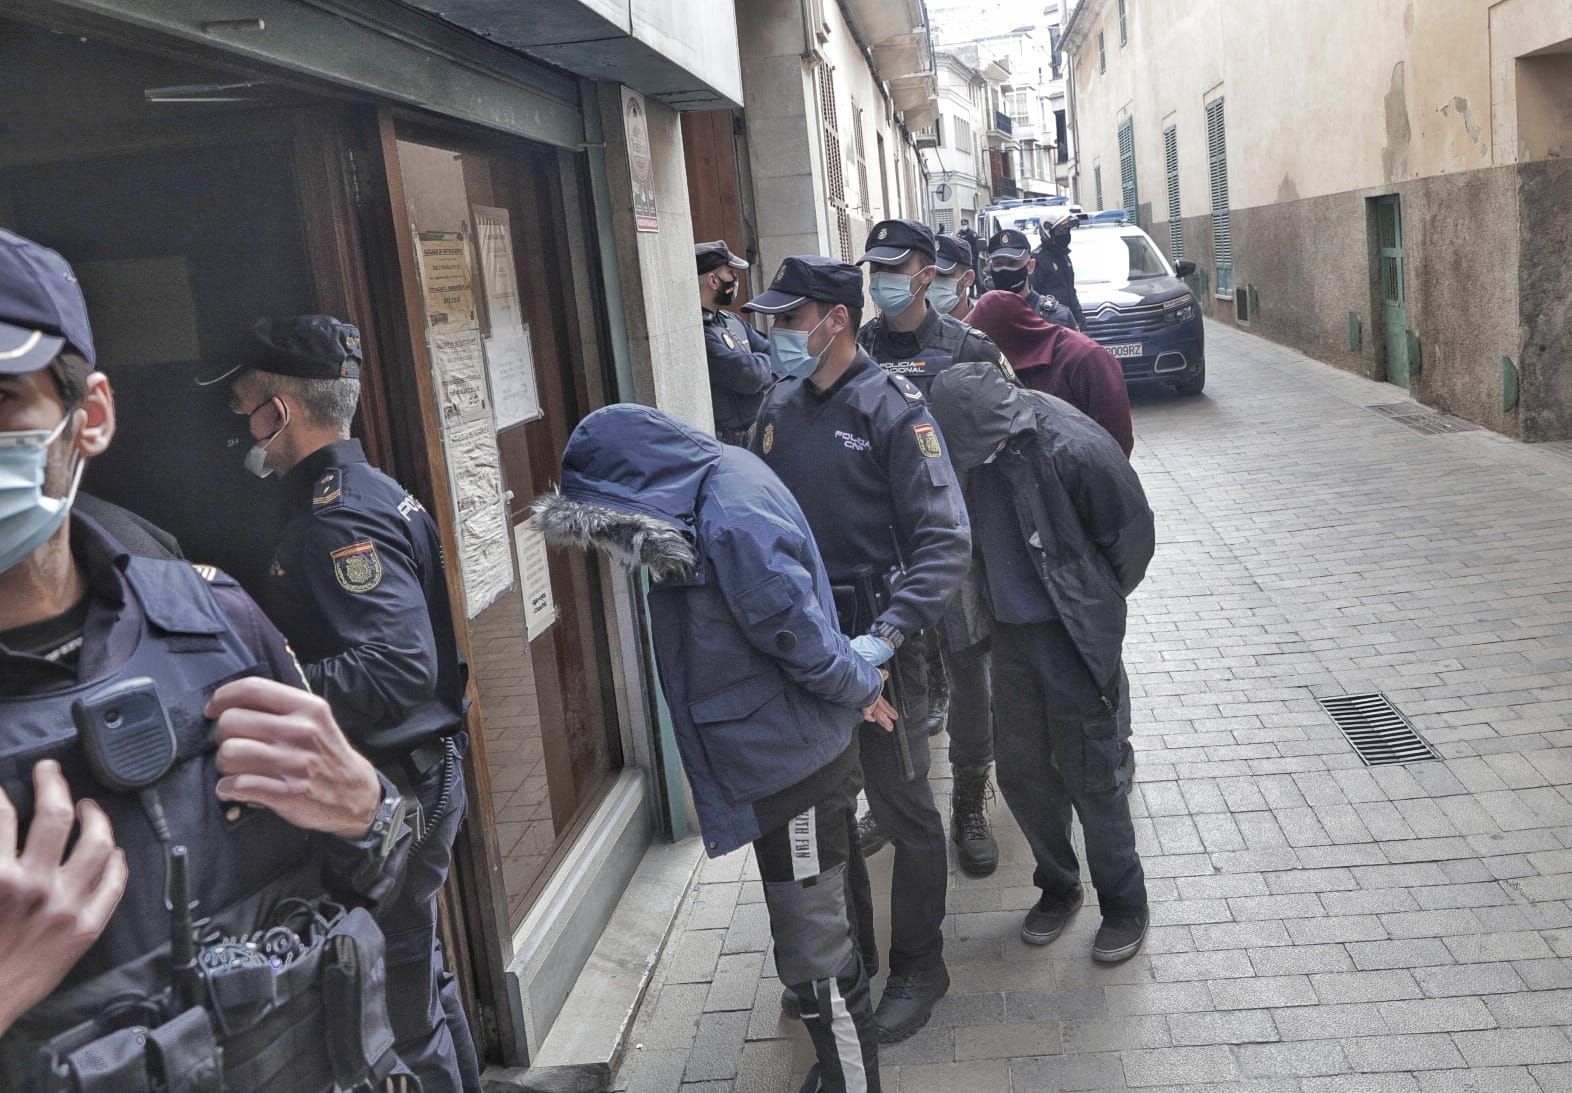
[609,322,1572,1092]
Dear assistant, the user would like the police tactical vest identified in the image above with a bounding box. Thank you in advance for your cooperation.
[861,314,1000,396]
[0,557,401,1092]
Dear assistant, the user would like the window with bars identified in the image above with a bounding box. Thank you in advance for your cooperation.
[934,209,955,233]
[1163,125,1183,259]
[1118,0,1128,45]
[853,101,871,219]
[1206,96,1233,296]
[1117,117,1138,224]
[1097,31,1106,73]
[1093,164,1103,210]
[818,65,852,262]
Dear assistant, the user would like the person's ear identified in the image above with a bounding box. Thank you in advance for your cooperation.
[72,372,116,458]
[1027,258,1037,274]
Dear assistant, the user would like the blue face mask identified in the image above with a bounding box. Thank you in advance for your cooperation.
[0,410,83,574]
[769,310,833,379]
[927,275,962,316]
[869,271,918,315]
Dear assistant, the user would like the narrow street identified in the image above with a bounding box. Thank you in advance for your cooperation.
[611,321,1572,1093]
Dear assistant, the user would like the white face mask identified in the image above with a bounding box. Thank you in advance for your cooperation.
[0,410,83,573]
[241,398,290,479]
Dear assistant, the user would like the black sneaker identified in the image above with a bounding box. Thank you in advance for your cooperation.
[857,811,889,856]
[1092,907,1149,964]
[873,963,949,1043]
[1020,886,1084,946]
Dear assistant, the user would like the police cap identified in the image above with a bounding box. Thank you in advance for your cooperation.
[857,218,937,267]
[695,240,749,275]
[197,315,362,386]
[0,229,95,373]
[742,256,863,315]
[987,229,1033,262]
[935,233,973,275]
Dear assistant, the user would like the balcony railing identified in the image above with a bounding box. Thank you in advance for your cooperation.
[996,177,1020,198]
[993,110,1013,136]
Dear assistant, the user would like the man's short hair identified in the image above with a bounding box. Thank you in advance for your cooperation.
[246,368,361,431]
[47,352,92,407]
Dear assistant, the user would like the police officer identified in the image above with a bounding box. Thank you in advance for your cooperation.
[855,220,1007,879]
[990,227,1079,330]
[954,225,983,299]
[696,240,774,445]
[1028,207,1086,328]
[745,256,970,1043]
[928,234,978,321]
[206,317,480,1092]
[0,230,410,1090]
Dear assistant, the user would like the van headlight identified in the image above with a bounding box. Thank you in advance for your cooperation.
[1164,301,1196,323]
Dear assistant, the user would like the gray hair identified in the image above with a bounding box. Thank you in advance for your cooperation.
[249,370,360,432]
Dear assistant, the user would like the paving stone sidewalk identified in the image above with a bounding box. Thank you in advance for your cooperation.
[610,322,1572,1093]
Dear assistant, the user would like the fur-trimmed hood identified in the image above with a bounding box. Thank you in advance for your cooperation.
[532,404,721,580]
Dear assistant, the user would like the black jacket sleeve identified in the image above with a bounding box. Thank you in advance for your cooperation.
[705,318,773,396]
[1060,437,1155,596]
[877,406,973,637]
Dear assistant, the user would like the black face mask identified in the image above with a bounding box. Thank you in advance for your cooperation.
[715,276,739,307]
[992,265,1030,292]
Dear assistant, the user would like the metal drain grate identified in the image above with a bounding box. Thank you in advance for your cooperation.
[1318,693,1439,766]
[1367,404,1480,435]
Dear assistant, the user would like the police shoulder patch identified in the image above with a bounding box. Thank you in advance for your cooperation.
[894,375,923,401]
[761,422,775,455]
[913,422,942,459]
[312,468,343,509]
[330,539,383,594]
[191,563,219,582]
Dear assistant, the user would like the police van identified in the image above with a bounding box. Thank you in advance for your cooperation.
[976,196,1069,242]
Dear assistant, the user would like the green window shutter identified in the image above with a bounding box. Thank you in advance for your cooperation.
[1093,164,1103,209]
[1118,117,1138,225]
[1119,0,1128,45]
[1163,125,1182,259]
[1098,32,1106,73]
[1206,97,1233,296]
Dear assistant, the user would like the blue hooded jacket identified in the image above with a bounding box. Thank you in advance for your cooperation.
[535,404,883,856]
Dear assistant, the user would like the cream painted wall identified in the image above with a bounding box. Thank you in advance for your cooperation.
[1070,0,1572,217]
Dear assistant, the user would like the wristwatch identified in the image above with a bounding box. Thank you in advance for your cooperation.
[351,772,407,861]
[869,620,905,652]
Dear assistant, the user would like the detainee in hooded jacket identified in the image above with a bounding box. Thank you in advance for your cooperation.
[534,404,885,856]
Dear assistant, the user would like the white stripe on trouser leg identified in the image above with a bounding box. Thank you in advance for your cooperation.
[789,808,819,881]
[825,979,867,1093]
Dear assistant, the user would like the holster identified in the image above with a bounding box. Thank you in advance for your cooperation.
[15,903,401,1093]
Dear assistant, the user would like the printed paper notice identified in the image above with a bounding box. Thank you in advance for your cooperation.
[448,419,512,617]
[417,237,478,332]
[622,87,659,232]
[473,206,542,428]
[516,525,558,641]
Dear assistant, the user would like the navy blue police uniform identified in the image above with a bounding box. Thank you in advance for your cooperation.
[696,241,774,445]
[1030,232,1086,329]
[0,231,410,1091]
[745,256,970,1039]
[208,317,480,1093]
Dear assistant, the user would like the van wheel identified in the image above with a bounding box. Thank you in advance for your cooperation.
[1173,360,1206,396]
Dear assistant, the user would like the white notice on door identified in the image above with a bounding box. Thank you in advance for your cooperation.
[516,524,558,641]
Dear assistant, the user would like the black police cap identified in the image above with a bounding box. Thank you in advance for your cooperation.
[196,315,362,386]
[695,240,750,275]
[743,256,864,314]
[935,233,973,274]
[0,229,95,373]
[858,218,937,266]
[987,229,1032,261]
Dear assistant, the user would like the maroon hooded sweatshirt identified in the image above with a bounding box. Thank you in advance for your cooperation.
[964,290,1135,456]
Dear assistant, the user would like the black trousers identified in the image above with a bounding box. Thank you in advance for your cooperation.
[991,621,1147,914]
[845,635,948,975]
[942,644,993,769]
[380,739,482,1093]
[756,778,880,1093]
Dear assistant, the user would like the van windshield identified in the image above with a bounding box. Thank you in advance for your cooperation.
[1067,231,1171,284]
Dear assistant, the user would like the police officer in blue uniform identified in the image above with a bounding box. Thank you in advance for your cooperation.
[991,228,1079,330]
[696,240,774,445]
[0,230,411,1090]
[206,317,480,1092]
[1027,209,1086,328]
[855,220,1009,878]
[929,234,978,321]
[746,255,970,1043]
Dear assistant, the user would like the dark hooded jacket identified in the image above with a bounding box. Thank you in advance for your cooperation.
[929,364,1155,704]
[534,404,883,856]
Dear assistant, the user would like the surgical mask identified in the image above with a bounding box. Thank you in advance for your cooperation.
[242,398,290,479]
[0,410,84,574]
[927,276,962,316]
[992,264,1030,292]
[769,310,833,379]
[869,271,919,315]
[715,276,739,307]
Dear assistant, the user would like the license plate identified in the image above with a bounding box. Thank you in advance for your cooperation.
[1106,343,1144,359]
